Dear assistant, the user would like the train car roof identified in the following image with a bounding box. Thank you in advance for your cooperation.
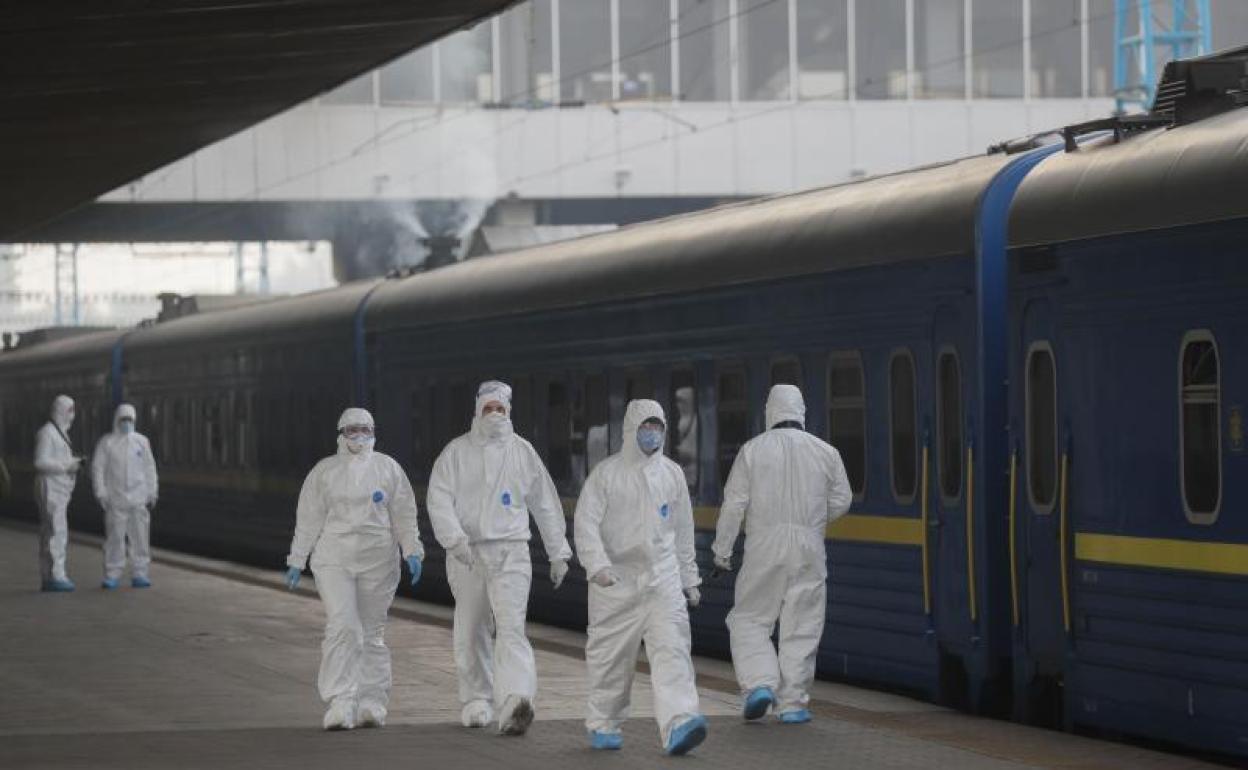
[122,279,381,355]
[366,152,1014,331]
[0,328,123,373]
[1010,107,1248,247]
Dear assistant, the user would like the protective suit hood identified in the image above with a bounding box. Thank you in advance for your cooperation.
[470,380,514,444]
[336,407,375,459]
[765,385,805,430]
[51,395,75,431]
[113,403,137,432]
[622,399,666,465]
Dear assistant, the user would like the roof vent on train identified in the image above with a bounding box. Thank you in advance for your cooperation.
[1151,44,1248,125]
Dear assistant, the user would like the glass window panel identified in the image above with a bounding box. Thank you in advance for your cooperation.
[511,376,533,439]
[741,0,791,100]
[669,368,700,493]
[561,0,613,102]
[440,24,494,103]
[1087,0,1114,96]
[501,0,554,104]
[1030,0,1082,97]
[321,72,374,105]
[915,0,965,98]
[797,0,848,100]
[973,0,1024,97]
[828,352,866,497]
[620,0,674,100]
[547,380,572,488]
[890,352,918,500]
[626,369,654,401]
[1026,347,1057,508]
[937,351,963,500]
[679,0,732,101]
[857,0,907,99]
[717,364,750,485]
[1181,336,1220,517]
[770,358,801,387]
[574,374,610,481]
[380,46,435,104]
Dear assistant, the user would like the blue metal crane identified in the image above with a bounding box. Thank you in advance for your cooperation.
[1115,0,1212,112]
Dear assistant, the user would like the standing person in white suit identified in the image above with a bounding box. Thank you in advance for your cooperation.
[34,394,82,592]
[712,384,853,724]
[91,403,159,590]
[426,380,573,736]
[284,407,424,731]
[574,399,708,755]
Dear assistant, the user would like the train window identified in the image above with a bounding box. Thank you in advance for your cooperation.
[668,367,699,494]
[625,369,653,401]
[1180,331,1220,523]
[1026,343,1058,512]
[449,380,473,427]
[235,394,249,469]
[717,364,750,486]
[573,374,609,486]
[770,357,801,386]
[936,349,963,501]
[410,386,428,482]
[547,380,572,488]
[828,352,866,499]
[510,376,533,439]
[889,350,918,503]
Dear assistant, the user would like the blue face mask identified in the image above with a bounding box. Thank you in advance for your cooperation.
[119,421,135,435]
[637,426,665,455]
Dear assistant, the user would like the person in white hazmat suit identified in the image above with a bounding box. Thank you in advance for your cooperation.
[91,403,159,590]
[426,380,573,736]
[712,384,852,724]
[34,394,83,592]
[574,399,708,755]
[284,407,424,731]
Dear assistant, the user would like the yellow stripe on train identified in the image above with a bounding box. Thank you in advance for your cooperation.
[691,507,925,546]
[1075,533,1248,577]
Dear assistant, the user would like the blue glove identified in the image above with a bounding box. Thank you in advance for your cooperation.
[284,566,302,591]
[405,555,423,588]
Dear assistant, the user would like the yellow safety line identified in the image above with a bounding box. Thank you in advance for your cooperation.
[1059,452,1071,634]
[920,444,931,615]
[966,444,977,623]
[1008,449,1020,628]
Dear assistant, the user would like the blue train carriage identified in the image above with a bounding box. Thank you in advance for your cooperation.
[361,150,1030,704]
[107,283,378,566]
[0,329,124,534]
[1007,104,1248,756]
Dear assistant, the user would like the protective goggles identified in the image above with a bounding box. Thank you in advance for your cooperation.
[340,425,375,439]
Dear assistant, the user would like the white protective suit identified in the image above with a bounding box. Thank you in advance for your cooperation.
[286,408,424,722]
[574,399,703,747]
[91,404,159,582]
[34,395,80,585]
[712,384,853,715]
[426,381,573,730]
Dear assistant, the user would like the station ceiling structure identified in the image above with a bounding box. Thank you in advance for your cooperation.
[0,0,515,241]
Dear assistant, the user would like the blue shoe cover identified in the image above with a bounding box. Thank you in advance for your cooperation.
[589,730,622,750]
[664,715,708,756]
[42,578,75,592]
[101,578,119,590]
[778,708,812,724]
[743,686,775,721]
[132,576,152,589]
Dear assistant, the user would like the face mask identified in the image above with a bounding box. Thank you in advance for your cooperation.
[482,412,512,439]
[119,421,134,435]
[637,426,665,455]
[345,436,375,455]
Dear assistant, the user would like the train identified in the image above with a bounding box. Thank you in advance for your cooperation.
[2,50,1246,760]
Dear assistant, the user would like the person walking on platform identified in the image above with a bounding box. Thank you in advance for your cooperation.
[284,407,424,731]
[711,384,852,725]
[427,380,573,736]
[574,399,708,756]
[34,394,83,592]
[91,403,158,589]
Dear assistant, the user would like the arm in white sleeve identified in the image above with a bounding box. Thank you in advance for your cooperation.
[672,476,701,589]
[712,448,751,561]
[286,464,328,569]
[524,445,572,562]
[90,438,107,500]
[572,467,611,580]
[141,436,158,502]
[425,445,469,550]
[34,428,67,475]
[826,447,853,523]
[387,458,424,560]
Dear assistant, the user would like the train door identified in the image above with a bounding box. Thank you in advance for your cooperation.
[1017,300,1067,709]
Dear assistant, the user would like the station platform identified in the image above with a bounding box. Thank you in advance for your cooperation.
[0,522,1222,769]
